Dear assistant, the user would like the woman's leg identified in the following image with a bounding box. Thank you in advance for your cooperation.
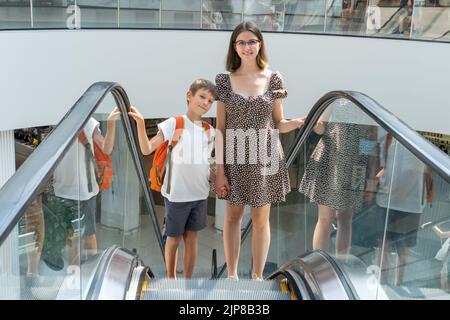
[313,205,335,252]
[251,204,271,279]
[223,202,245,278]
[336,208,353,261]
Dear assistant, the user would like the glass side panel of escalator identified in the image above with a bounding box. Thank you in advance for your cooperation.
[335,131,450,300]
[0,91,165,300]
[274,97,450,299]
[93,98,165,278]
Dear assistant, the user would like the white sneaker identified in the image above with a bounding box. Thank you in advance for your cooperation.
[252,273,263,281]
[226,275,239,281]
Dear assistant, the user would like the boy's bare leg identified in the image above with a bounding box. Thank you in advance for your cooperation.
[182,231,198,278]
[83,234,98,259]
[379,239,392,285]
[68,229,81,266]
[165,235,182,278]
[395,241,410,286]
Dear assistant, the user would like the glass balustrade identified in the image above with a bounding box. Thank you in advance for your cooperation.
[0,89,165,299]
[0,0,448,42]
[271,97,450,299]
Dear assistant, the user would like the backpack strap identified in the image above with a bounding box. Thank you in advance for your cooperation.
[166,116,184,194]
[202,121,212,144]
[171,116,184,148]
[78,130,99,192]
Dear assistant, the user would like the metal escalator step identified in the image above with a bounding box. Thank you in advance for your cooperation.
[142,289,291,300]
[146,278,281,291]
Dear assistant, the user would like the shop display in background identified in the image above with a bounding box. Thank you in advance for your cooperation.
[14,126,52,148]
[420,131,450,155]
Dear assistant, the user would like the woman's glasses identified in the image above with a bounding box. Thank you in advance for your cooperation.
[235,39,260,48]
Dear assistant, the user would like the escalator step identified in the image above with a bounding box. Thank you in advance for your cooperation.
[142,289,291,300]
[146,278,281,291]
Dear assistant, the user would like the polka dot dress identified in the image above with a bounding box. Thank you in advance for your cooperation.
[215,71,290,208]
[299,122,374,210]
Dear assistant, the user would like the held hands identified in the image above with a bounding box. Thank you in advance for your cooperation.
[215,172,230,198]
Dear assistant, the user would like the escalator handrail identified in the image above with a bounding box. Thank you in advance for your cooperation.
[285,90,450,183]
[315,250,359,300]
[0,82,165,258]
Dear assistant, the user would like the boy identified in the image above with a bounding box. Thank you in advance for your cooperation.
[129,79,217,278]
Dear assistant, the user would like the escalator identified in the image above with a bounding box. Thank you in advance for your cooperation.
[1,83,449,300]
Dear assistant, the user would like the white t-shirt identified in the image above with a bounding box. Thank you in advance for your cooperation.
[53,118,100,201]
[376,138,427,213]
[158,115,215,202]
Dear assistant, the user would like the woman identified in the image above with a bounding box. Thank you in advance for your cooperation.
[215,21,305,280]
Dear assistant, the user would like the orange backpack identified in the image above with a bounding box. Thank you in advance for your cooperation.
[150,116,211,193]
[78,131,113,191]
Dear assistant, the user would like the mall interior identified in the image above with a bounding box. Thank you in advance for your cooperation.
[0,0,450,300]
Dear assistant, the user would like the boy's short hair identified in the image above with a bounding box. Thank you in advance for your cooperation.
[189,79,218,100]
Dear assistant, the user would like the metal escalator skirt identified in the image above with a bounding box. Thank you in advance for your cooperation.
[95,247,136,300]
[299,252,352,300]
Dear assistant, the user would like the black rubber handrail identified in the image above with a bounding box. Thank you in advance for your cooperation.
[0,82,165,260]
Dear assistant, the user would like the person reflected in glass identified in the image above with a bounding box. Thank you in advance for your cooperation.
[24,196,45,286]
[214,21,305,281]
[393,0,415,36]
[376,132,434,286]
[42,108,120,270]
[299,105,375,261]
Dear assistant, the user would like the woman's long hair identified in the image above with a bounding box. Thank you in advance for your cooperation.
[226,21,268,72]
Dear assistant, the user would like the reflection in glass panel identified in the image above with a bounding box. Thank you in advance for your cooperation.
[201,0,243,30]
[161,0,201,29]
[119,0,160,28]
[13,135,84,300]
[93,102,165,277]
[375,137,450,299]
[324,0,369,35]
[275,99,384,297]
[284,0,327,32]
[243,0,285,31]
[410,1,450,40]
[78,0,118,28]
[0,0,31,29]
[33,1,69,28]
